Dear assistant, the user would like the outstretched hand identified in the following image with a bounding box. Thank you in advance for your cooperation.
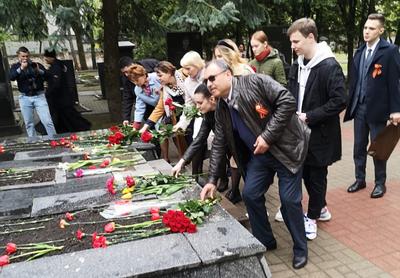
[171,159,185,177]
[200,183,217,200]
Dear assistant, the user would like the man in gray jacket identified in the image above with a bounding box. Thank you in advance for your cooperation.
[200,59,310,269]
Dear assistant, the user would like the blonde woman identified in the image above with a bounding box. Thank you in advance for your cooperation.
[139,61,187,162]
[173,50,205,131]
[213,39,254,76]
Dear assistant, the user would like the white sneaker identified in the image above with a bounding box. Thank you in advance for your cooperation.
[274,208,284,222]
[304,215,317,240]
[318,206,332,221]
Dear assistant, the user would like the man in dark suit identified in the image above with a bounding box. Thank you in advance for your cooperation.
[287,18,347,240]
[344,13,400,198]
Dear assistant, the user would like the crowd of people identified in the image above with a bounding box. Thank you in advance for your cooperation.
[10,47,91,137]
[10,13,400,270]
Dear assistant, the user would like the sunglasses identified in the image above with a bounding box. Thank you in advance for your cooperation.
[204,70,227,84]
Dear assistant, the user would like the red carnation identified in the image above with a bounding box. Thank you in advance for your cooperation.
[65,212,74,221]
[76,229,85,240]
[165,98,173,106]
[151,213,161,221]
[106,177,116,195]
[59,138,67,145]
[126,176,135,187]
[88,165,97,170]
[141,130,153,143]
[104,222,116,233]
[69,134,78,141]
[92,233,107,248]
[169,105,176,111]
[150,207,160,214]
[50,141,58,148]
[162,210,196,233]
[187,223,197,233]
[0,255,9,267]
[109,126,120,133]
[5,243,17,255]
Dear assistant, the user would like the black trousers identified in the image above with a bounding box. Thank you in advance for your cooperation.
[303,165,328,220]
[353,102,386,185]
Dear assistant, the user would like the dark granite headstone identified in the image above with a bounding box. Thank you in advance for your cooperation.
[167,32,202,69]
[0,47,21,137]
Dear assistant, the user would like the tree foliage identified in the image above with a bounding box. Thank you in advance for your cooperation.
[0,0,48,41]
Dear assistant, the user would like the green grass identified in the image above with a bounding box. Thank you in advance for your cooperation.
[334,52,348,77]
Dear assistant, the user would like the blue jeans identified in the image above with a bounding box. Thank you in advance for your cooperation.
[242,152,307,257]
[19,93,56,137]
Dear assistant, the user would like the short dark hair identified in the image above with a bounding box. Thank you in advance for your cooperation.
[367,13,385,27]
[17,46,29,54]
[194,83,211,98]
[119,56,133,69]
[287,18,318,41]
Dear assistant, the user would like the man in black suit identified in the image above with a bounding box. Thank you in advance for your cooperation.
[287,18,347,240]
[344,13,400,198]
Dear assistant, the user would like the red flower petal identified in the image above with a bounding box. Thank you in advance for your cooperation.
[151,213,161,221]
[76,229,85,240]
[0,255,9,267]
[65,212,74,221]
[104,222,116,233]
[150,207,160,214]
[5,243,17,255]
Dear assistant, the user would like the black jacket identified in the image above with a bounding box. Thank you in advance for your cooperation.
[10,61,48,95]
[46,59,74,108]
[121,75,135,121]
[288,57,347,166]
[183,111,215,163]
[208,74,310,185]
[344,39,400,123]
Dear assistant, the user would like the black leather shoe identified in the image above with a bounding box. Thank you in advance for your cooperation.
[292,256,307,269]
[265,240,277,251]
[216,178,229,192]
[347,180,366,193]
[225,189,242,204]
[371,184,386,198]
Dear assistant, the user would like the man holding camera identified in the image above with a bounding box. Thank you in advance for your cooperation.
[10,46,56,137]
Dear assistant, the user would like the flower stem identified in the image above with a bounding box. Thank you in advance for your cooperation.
[1,217,54,226]
[0,226,45,235]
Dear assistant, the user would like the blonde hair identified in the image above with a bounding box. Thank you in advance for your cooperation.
[180,51,205,69]
[214,39,249,75]
[127,64,147,81]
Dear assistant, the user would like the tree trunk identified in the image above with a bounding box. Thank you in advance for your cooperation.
[89,28,97,70]
[102,0,121,123]
[395,20,400,46]
[67,30,80,70]
[71,21,88,70]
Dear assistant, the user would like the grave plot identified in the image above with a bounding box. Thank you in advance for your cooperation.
[0,182,270,278]
[0,166,66,191]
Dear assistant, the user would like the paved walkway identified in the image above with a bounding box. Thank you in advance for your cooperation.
[236,116,400,277]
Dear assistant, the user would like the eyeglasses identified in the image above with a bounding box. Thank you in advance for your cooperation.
[204,70,227,83]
